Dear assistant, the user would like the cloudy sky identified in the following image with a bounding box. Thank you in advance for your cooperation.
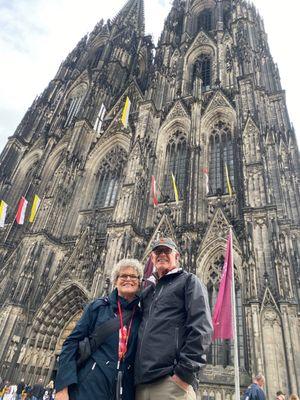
[0,0,299,153]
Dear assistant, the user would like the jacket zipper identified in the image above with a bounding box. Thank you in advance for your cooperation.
[174,327,179,364]
[138,285,164,364]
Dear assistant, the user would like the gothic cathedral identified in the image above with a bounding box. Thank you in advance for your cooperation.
[0,0,299,397]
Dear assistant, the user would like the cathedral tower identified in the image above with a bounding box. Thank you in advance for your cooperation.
[0,0,299,397]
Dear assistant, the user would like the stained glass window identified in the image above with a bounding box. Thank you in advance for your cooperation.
[94,147,127,208]
[193,56,212,88]
[209,122,234,195]
[163,132,188,202]
[198,10,213,32]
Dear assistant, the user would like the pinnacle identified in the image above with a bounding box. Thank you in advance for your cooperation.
[113,0,145,36]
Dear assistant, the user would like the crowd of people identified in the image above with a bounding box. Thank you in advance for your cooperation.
[0,237,299,400]
[0,378,54,400]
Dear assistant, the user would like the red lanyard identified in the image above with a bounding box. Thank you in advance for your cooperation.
[117,300,135,362]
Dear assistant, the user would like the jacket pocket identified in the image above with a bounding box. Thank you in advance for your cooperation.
[168,376,188,394]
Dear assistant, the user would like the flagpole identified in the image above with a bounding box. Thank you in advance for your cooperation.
[230,227,240,400]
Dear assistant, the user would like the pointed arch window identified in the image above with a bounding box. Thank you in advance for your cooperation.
[209,122,234,195]
[206,255,245,368]
[223,10,231,31]
[91,46,104,69]
[64,84,87,128]
[198,9,213,32]
[163,131,188,202]
[193,56,212,88]
[94,147,127,208]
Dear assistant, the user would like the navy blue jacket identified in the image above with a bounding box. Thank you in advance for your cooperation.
[243,383,266,400]
[55,289,141,400]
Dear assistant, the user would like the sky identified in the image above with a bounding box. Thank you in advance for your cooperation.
[0,0,299,153]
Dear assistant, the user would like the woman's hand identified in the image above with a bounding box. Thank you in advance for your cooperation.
[55,387,69,400]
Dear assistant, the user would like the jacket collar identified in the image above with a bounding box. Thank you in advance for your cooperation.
[147,268,183,286]
[109,288,140,310]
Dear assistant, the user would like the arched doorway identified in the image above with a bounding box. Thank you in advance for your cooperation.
[19,283,89,384]
[50,310,83,382]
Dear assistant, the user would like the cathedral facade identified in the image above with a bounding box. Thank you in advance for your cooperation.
[0,0,299,397]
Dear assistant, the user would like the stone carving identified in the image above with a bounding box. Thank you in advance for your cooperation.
[206,91,232,113]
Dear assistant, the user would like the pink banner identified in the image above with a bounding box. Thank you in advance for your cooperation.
[151,176,158,206]
[143,257,155,288]
[212,231,233,340]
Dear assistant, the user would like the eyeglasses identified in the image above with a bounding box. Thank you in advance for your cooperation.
[118,274,140,281]
[153,247,173,255]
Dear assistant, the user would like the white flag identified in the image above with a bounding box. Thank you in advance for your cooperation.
[94,103,106,134]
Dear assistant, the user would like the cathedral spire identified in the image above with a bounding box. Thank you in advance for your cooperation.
[113,0,145,36]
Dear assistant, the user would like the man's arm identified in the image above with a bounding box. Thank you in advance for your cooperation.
[174,274,213,385]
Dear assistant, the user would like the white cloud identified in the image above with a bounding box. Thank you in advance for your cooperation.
[0,0,299,152]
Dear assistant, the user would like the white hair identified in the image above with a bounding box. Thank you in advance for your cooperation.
[111,258,144,284]
[254,373,265,382]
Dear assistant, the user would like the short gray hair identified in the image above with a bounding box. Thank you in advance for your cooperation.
[111,258,144,284]
[254,373,265,382]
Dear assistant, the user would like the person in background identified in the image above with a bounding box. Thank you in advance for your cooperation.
[16,379,25,400]
[2,383,17,400]
[277,391,286,400]
[289,395,299,400]
[31,379,44,400]
[243,373,266,400]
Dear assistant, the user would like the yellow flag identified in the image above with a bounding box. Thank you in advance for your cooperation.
[121,97,131,128]
[29,195,41,223]
[225,164,233,197]
[0,200,8,228]
[171,173,179,204]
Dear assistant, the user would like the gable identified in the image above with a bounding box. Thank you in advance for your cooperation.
[101,80,144,137]
[243,116,259,137]
[204,90,234,114]
[142,214,178,261]
[198,207,241,260]
[161,100,190,128]
[185,30,216,62]
[261,287,280,313]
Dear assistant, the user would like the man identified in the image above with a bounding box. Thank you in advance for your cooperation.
[243,373,266,400]
[135,237,213,400]
[16,379,25,400]
[31,378,44,400]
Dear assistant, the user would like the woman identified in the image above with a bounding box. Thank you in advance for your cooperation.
[55,258,143,400]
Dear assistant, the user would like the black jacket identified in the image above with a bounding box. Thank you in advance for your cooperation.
[135,269,213,387]
[31,383,44,398]
[55,289,141,400]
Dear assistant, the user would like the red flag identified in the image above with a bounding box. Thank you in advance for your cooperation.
[151,176,158,206]
[212,231,233,340]
[15,196,28,225]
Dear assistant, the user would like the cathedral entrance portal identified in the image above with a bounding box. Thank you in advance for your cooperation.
[50,310,83,382]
